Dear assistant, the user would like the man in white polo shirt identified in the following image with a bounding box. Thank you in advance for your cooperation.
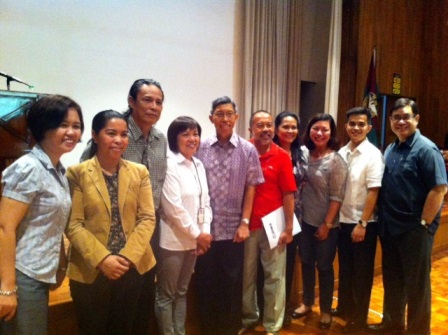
[333,107,384,333]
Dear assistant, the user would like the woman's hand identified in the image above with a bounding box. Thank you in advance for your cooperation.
[98,255,130,280]
[196,232,213,255]
[315,223,330,241]
[0,294,17,321]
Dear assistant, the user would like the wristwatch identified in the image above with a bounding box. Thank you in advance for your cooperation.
[421,219,429,229]
[358,219,368,228]
[241,218,250,225]
[325,221,333,229]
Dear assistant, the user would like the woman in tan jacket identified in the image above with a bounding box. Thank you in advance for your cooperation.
[65,110,156,335]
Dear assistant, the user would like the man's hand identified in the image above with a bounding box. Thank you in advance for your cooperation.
[351,224,366,243]
[314,223,330,241]
[278,230,293,245]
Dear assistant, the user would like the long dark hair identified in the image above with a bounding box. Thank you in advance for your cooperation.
[273,111,304,164]
[303,113,341,151]
[88,110,128,158]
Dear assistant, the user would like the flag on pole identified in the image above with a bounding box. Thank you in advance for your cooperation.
[363,48,379,147]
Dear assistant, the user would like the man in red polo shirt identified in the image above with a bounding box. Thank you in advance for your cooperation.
[239,110,296,335]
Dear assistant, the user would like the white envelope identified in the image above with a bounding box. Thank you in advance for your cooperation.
[262,206,301,249]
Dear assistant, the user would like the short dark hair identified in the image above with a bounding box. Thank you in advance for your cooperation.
[390,98,419,116]
[249,109,271,126]
[88,110,128,158]
[303,113,341,151]
[167,116,202,153]
[346,107,372,122]
[124,79,164,117]
[273,111,304,163]
[210,96,237,115]
[26,94,84,143]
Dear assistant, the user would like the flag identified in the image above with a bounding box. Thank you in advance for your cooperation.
[363,48,379,147]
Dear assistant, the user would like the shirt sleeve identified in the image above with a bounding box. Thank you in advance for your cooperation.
[418,144,448,190]
[161,159,201,239]
[329,153,348,202]
[199,161,212,234]
[366,150,385,189]
[246,145,265,186]
[1,158,40,204]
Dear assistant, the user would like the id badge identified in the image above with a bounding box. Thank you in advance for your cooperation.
[198,208,205,224]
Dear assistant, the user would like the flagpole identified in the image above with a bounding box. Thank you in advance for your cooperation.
[381,95,387,151]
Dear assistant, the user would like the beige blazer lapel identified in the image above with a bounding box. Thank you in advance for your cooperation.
[88,157,111,218]
[118,159,130,226]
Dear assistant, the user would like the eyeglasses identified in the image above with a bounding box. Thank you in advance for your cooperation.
[390,114,414,122]
[213,112,236,119]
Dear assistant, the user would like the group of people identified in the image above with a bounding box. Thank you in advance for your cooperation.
[0,77,446,335]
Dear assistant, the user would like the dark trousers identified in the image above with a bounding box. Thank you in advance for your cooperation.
[380,226,434,335]
[70,268,143,335]
[337,222,378,324]
[131,220,160,335]
[194,240,244,335]
[285,233,300,306]
[298,222,338,314]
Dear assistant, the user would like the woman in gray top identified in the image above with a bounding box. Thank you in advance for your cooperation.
[290,114,347,330]
[0,95,84,335]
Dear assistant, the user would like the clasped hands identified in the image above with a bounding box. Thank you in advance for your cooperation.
[98,255,131,280]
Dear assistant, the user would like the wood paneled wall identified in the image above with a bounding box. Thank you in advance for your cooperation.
[338,0,448,148]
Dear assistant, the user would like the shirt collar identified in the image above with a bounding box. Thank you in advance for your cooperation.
[210,132,238,147]
[172,151,201,166]
[348,137,371,154]
[395,129,420,148]
[31,144,66,173]
[249,139,279,158]
[127,115,161,141]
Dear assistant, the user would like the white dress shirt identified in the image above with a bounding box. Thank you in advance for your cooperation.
[160,152,212,250]
[338,138,385,223]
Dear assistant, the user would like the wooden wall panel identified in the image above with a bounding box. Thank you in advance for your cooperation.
[338,0,448,148]
[418,0,448,147]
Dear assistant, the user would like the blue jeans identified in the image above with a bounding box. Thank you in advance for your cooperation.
[298,222,338,314]
[0,270,50,335]
[155,248,197,335]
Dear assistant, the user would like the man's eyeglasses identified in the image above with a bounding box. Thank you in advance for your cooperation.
[390,114,414,122]
[213,112,236,119]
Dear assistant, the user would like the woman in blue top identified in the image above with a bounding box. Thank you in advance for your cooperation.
[0,95,84,335]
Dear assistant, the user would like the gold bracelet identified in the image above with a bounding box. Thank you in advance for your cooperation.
[0,286,18,296]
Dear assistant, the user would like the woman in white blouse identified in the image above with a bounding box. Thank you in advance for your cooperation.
[155,116,213,335]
